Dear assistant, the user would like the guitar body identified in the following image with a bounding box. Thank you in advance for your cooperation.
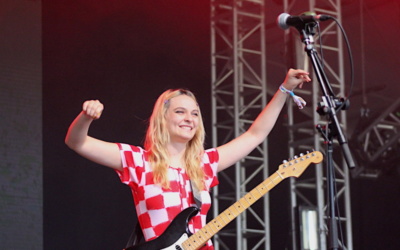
[128,207,199,250]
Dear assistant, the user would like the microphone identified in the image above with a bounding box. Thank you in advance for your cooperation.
[277,12,331,30]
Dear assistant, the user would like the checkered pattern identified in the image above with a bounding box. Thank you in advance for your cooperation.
[116,143,219,249]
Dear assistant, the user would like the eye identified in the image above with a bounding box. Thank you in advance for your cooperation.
[192,112,199,116]
[175,110,184,114]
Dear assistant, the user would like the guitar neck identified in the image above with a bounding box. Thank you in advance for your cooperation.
[182,171,283,250]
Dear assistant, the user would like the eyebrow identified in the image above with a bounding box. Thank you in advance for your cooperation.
[173,107,200,112]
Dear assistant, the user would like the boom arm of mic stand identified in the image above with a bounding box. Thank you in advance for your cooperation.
[301,29,356,169]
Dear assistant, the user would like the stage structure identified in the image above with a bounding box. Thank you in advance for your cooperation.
[351,98,400,179]
[283,0,353,249]
[348,1,400,179]
[210,0,269,249]
[210,0,355,249]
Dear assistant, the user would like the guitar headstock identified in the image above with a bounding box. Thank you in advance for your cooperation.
[277,151,323,179]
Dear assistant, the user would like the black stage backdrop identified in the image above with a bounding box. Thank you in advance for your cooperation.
[43,1,400,249]
[43,1,214,249]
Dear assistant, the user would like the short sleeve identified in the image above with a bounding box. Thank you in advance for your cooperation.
[115,143,147,189]
[203,148,219,190]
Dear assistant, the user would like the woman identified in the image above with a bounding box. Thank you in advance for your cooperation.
[65,68,311,249]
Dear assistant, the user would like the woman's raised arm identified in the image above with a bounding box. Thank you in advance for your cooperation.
[65,100,122,171]
[216,69,311,172]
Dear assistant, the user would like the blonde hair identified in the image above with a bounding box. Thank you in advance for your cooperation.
[144,89,206,190]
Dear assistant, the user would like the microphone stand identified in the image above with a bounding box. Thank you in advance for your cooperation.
[297,23,356,250]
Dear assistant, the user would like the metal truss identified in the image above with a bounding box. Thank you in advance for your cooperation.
[351,98,400,178]
[283,0,353,249]
[210,0,269,249]
[348,1,400,180]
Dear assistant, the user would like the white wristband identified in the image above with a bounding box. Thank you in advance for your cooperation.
[279,84,306,109]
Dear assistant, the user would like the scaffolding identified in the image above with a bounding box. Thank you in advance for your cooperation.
[351,98,400,179]
[210,0,353,249]
[283,0,353,249]
[210,0,269,249]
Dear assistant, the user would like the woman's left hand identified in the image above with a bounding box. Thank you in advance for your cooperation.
[282,68,311,90]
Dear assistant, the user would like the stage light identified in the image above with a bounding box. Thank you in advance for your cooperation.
[299,206,319,250]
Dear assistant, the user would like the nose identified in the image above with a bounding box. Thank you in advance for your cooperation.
[184,113,193,122]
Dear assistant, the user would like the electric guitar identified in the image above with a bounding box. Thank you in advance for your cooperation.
[127,151,323,250]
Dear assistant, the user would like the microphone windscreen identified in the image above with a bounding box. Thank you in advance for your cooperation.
[277,13,290,30]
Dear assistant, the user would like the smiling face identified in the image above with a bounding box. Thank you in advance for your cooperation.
[164,94,200,144]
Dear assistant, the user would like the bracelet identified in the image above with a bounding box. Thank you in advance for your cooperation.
[279,84,307,109]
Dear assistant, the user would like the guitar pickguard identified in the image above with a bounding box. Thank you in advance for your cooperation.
[160,233,188,250]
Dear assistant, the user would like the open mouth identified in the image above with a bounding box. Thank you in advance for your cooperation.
[179,125,193,131]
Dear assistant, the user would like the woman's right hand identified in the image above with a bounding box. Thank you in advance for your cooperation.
[66,99,122,171]
[82,100,104,120]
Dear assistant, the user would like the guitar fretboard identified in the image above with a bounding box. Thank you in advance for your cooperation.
[182,172,283,250]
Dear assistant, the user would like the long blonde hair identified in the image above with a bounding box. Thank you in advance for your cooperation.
[144,89,206,190]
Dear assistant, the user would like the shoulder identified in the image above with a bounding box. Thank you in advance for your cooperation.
[116,143,147,155]
[117,143,150,165]
[117,143,145,153]
[203,148,219,163]
[202,148,220,188]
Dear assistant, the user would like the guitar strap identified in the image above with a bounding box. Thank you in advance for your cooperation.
[124,222,144,250]
[190,180,202,209]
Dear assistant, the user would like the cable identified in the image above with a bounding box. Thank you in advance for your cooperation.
[324,16,355,113]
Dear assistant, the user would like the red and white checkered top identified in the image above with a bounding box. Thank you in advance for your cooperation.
[116,143,219,249]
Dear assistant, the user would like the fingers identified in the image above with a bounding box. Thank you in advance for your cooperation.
[82,100,104,120]
[295,74,310,89]
[283,68,311,89]
[291,69,311,81]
